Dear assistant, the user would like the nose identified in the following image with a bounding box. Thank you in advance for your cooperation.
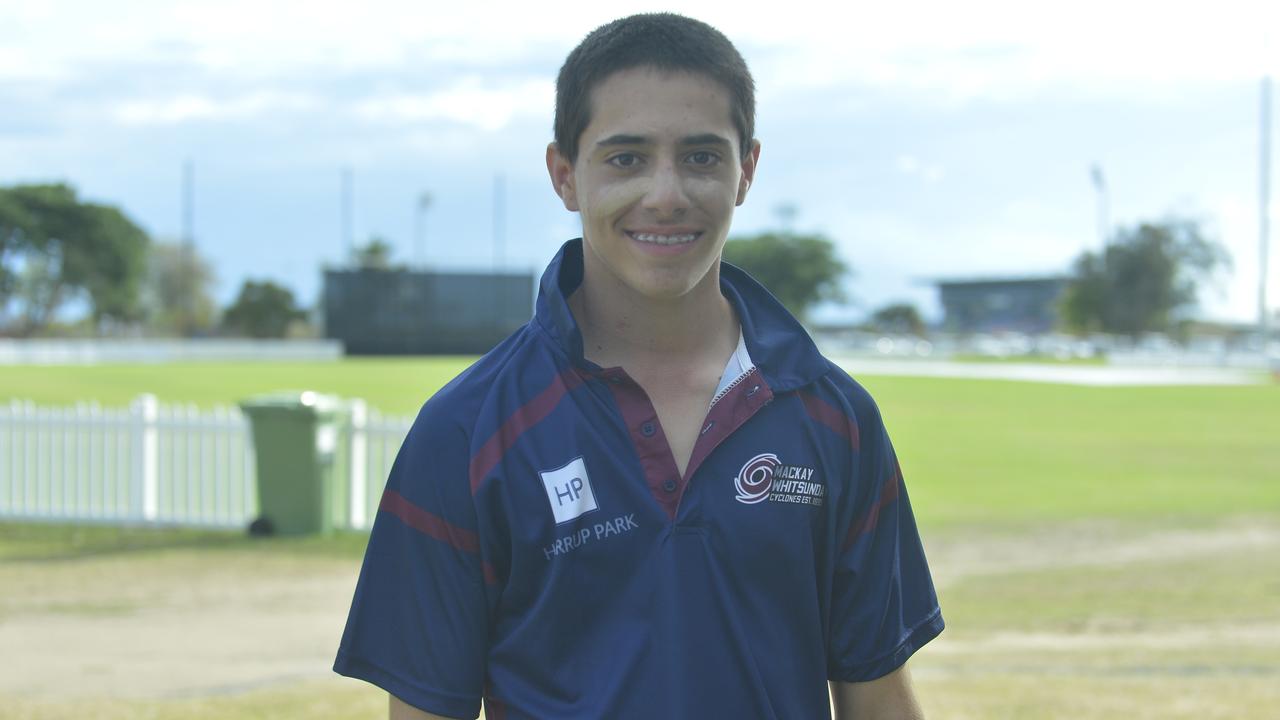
[640,159,690,217]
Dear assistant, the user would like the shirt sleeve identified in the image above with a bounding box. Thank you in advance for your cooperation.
[827,387,944,683]
[333,402,492,720]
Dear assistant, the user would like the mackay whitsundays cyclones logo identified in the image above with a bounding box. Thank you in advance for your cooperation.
[734,453,824,506]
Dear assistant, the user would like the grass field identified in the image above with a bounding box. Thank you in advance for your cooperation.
[0,358,475,415]
[3,359,1277,529]
[2,360,1278,718]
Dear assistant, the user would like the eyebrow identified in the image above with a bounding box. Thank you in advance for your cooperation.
[596,134,648,148]
[594,133,735,150]
[679,133,734,150]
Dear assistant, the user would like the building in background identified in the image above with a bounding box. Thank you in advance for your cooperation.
[323,268,534,355]
[934,276,1069,334]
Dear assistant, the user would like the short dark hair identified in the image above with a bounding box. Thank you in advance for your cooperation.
[553,13,756,165]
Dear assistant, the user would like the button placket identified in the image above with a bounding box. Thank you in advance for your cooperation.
[601,366,689,521]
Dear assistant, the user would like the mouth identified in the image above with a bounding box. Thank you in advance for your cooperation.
[625,231,702,246]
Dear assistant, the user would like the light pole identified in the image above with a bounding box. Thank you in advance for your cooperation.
[494,174,505,271]
[775,203,797,237]
[182,158,195,336]
[414,192,432,268]
[1090,164,1109,249]
[341,167,354,263]
[1260,75,1272,348]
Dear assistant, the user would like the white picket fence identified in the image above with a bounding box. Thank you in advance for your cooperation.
[0,395,412,531]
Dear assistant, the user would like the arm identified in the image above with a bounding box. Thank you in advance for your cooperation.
[830,664,925,720]
[390,694,463,720]
[333,403,492,720]
[820,376,942,713]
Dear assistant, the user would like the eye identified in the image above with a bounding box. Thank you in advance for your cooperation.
[686,151,721,167]
[606,153,642,169]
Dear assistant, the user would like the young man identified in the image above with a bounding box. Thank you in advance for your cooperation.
[335,13,943,720]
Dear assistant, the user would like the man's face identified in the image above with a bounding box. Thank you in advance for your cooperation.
[547,67,760,302]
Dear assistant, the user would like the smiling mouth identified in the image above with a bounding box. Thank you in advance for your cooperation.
[626,231,701,246]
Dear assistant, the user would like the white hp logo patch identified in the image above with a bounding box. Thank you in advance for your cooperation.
[540,456,598,524]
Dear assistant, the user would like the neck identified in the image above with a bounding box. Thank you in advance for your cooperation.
[570,258,737,369]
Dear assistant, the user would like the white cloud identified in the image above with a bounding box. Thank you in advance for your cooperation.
[745,0,1280,103]
[352,78,554,132]
[112,91,317,126]
[8,0,1279,323]
[10,1,1280,108]
[896,154,945,184]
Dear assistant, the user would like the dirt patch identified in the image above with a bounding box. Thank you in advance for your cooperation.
[930,623,1280,654]
[0,550,361,700]
[2,518,1277,702]
[925,517,1280,589]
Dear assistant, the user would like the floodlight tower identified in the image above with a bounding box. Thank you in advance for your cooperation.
[181,159,195,336]
[494,174,506,271]
[775,203,798,237]
[1090,164,1109,249]
[183,159,194,250]
[415,192,432,268]
[341,167,354,264]
[1260,75,1272,346]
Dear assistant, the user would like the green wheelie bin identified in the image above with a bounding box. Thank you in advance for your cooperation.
[240,391,350,536]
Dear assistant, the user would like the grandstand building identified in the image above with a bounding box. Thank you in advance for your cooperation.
[323,268,534,355]
[933,276,1069,334]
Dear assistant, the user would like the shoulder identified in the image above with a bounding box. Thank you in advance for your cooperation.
[386,322,561,510]
[402,322,545,451]
[401,320,575,456]
[797,358,890,449]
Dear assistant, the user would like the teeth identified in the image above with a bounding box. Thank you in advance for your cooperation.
[631,233,697,245]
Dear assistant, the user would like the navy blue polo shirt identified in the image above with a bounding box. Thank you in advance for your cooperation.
[334,239,943,719]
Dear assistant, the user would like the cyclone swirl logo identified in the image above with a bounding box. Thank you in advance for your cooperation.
[734,453,779,504]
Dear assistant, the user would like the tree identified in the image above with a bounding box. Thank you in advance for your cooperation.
[143,241,218,336]
[352,235,399,270]
[221,280,307,339]
[870,302,926,336]
[1060,218,1229,337]
[722,232,849,320]
[0,184,149,335]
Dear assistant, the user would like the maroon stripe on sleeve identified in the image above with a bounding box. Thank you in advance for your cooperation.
[841,458,902,553]
[380,489,479,554]
[799,391,860,451]
[468,369,585,495]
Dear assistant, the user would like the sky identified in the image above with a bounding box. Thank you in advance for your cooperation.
[2,0,1278,324]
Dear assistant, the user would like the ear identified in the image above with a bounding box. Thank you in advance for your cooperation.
[546,142,579,211]
[735,139,761,207]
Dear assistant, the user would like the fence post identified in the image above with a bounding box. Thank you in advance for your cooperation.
[130,394,159,522]
[349,398,368,530]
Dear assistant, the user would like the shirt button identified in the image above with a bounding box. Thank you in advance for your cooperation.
[640,421,656,437]
[662,479,677,493]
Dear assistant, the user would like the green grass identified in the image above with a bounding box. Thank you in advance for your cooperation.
[915,673,1280,720]
[3,361,1278,529]
[858,376,1280,528]
[941,546,1280,634]
[0,357,475,415]
[0,521,371,563]
[4,363,1278,719]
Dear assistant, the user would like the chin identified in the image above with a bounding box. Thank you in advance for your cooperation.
[627,269,712,301]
